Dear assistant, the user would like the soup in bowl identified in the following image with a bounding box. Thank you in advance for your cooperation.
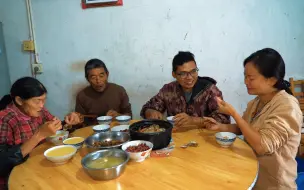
[63,137,85,150]
[44,145,77,164]
[81,149,129,180]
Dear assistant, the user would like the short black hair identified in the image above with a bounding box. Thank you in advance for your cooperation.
[85,59,109,79]
[172,51,196,72]
[244,48,292,95]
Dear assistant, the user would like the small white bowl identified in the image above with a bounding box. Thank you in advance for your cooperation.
[116,115,131,125]
[92,124,110,133]
[215,132,236,148]
[46,130,69,145]
[121,140,153,162]
[167,116,175,126]
[44,145,77,164]
[63,137,85,150]
[97,116,113,125]
[111,125,129,132]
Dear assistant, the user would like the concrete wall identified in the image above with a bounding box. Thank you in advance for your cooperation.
[0,0,303,118]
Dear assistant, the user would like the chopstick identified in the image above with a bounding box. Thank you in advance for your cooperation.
[81,114,97,118]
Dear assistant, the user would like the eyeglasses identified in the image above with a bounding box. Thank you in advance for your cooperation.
[176,68,199,79]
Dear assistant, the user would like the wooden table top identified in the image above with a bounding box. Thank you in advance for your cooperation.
[9,121,258,190]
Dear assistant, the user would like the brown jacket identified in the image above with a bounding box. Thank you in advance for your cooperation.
[243,91,303,190]
[75,83,131,125]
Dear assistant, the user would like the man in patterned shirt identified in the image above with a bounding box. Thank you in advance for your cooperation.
[140,51,230,128]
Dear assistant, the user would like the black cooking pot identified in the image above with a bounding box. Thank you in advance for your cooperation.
[129,119,173,150]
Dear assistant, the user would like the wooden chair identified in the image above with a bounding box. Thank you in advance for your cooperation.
[290,78,304,157]
[289,78,304,113]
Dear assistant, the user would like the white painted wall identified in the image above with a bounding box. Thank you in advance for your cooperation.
[0,0,303,119]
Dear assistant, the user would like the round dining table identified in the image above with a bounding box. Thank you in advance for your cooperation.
[9,121,258,190]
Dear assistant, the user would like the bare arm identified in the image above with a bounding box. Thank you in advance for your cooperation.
[206,85,231,124]
[231,112,266,155]
[20,132,43,157]
[201,117,241,134]
[218,123,242,135]
[214,98,302,156]
[21,119,62,157]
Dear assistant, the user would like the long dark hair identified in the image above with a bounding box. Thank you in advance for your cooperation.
[244,48,293,95]
[0,77,47,110]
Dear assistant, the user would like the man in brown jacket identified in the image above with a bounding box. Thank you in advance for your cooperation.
[75,59,132,125]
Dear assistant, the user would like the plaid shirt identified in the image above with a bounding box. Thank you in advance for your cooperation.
[140,77,231,124]
[0,103,54,189]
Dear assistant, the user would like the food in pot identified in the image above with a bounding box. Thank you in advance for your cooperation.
[93,140,123,147]
[126,143,150,152]
[120,129,129,132]
[138,124,165,133]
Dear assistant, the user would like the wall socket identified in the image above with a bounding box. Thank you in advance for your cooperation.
[31,63,43,74]
[23,40,35,51]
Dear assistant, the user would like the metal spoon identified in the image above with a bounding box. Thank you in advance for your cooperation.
[180,141,198,148]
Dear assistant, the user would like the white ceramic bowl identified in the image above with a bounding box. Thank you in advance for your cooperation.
[215,132,236,148]
[63,137,85,150]
[121,140,153,162]
[46,130,69,145]
[116,115,131,125]
[44,145,77,164]
[111,125,129,132]
[166,116,174,126]
[92,124,110,133]
[97,116,113,125]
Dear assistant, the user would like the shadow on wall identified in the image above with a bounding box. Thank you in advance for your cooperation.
[69,82,87,106]
[68,60,87,111]
[70,60,86,72]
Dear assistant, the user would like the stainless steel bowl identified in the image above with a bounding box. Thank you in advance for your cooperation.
[84,131,130,152]
[81,149,129,180]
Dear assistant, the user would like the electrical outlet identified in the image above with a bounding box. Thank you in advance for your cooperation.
[32,63,43,74]
[23,40,35,51]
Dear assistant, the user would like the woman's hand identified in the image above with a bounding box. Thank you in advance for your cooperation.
[216,97,237,116]
[64,112,82,125]
[37,118,62,139]
[202,117,221,131]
